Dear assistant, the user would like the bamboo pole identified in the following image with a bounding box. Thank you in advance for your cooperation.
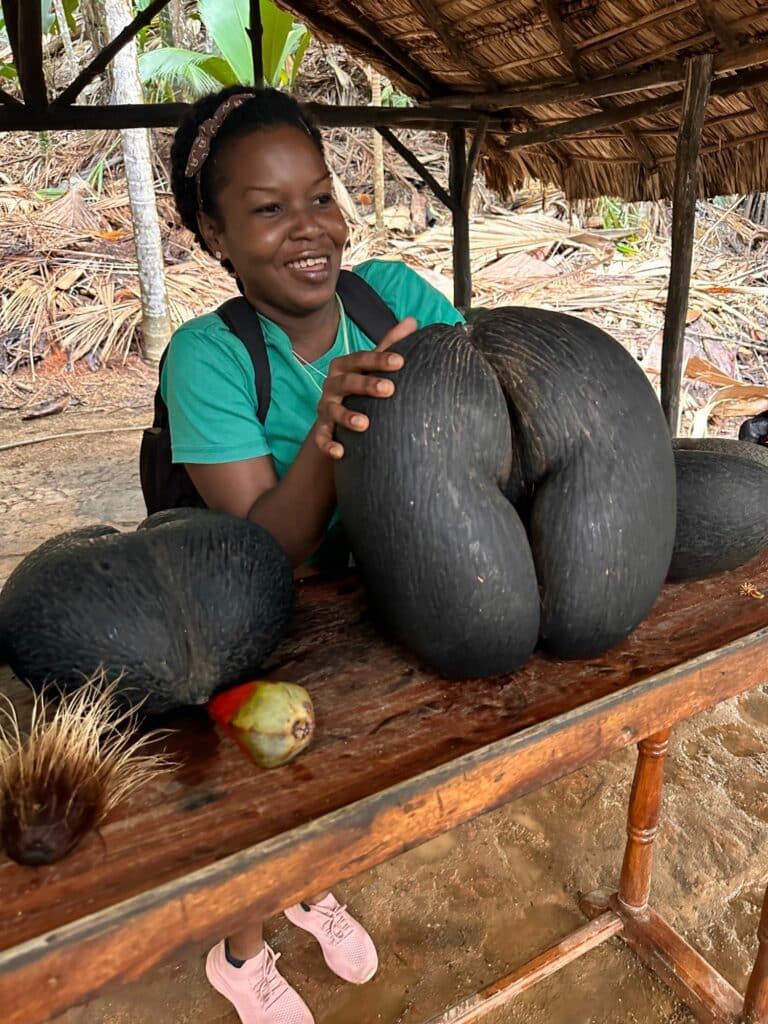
[660,54,714,434]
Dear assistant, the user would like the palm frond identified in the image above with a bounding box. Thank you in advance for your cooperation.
[138,48,238,99]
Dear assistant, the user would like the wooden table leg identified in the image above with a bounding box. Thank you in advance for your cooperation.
[743,884,768,1023]
[618,728,671,916]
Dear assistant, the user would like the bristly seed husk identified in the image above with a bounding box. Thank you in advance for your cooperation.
[0,671,174,866]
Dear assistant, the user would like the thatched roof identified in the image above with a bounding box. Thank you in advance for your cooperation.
[279,0,768,200]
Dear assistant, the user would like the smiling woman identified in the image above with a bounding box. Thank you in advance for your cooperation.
[160,85,463,1024]
[164,86,461,572]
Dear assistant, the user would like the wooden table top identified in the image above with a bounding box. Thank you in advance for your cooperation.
[3,554,768,1023]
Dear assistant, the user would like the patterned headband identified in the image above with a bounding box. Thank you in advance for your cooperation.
[184,92,253,192]
[184,92,317,211]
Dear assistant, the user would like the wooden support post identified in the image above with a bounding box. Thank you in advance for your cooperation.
[660,54,714,434]
[618,729,671,915]
[449,125,471,312]
[2,0,47,110]
[248,0,264,90]
[743,884,768,1023]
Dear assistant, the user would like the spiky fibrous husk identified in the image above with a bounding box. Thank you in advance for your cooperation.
[0,671,174,866]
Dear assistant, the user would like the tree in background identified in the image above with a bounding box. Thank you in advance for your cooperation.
[102,0,171,363]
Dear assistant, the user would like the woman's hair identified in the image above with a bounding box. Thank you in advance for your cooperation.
[170,85,325,257]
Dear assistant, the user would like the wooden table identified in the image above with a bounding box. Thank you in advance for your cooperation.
[3,555,768,1024]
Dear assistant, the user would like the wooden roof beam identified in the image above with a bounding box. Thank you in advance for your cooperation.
[319,2,436,97]
[1,0,47,110]
[431,38,768,111]
[0,101,502,134]
[502,61,768,151]
[541,0,657,174]
[55,0,173,106]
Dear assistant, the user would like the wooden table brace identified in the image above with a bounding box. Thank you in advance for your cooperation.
[430,727,766,1023]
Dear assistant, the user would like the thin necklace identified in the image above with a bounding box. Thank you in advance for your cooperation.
[292,296,349,394]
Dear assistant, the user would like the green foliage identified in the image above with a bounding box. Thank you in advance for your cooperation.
[381,82,412,108]
[139,47,238,99]
[139,0,311,97]
[596,196,637,230]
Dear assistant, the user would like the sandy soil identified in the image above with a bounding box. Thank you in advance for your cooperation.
[1,373,766,1024]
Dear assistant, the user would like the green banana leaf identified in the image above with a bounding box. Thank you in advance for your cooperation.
[198,0,253,84]
[198,0,304,87]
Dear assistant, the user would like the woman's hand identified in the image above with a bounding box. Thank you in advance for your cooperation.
[313,317,417,459]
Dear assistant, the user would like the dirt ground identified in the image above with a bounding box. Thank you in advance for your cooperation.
[1,373,767,1024]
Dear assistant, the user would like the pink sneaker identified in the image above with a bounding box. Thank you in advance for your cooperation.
[283,894,378,984]
[205,940,314,1024]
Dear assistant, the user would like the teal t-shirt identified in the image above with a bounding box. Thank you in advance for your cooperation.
[162,258,464,476]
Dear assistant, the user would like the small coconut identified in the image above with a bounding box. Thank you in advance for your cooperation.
[0,672,173,866]
[230,681,315,769]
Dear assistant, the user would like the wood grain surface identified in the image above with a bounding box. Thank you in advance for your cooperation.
[2,553,768,1022]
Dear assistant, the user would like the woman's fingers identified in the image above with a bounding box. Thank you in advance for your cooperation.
[325,371,395,401]
[314,417,344,459]
[376,316,418,352]
[314,316,417,459]
[329,347,404,376]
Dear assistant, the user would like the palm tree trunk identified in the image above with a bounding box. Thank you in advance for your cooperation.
[52,0,77,81]
[104,0,171,364]
[169,0,191,49]
[369,68,385,238]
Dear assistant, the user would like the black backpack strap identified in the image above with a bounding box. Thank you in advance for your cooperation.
[213,278,395,426]
[152,348,170,428]
[337,269,398,343]
[216,297,272,425]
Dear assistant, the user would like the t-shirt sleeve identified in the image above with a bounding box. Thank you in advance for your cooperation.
[161,321,272,465]
[352,258,465,329]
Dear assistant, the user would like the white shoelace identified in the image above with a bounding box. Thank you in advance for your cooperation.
[313,901,354,944]
[252,946,288,1009]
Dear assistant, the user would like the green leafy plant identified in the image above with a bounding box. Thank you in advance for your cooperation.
[139,0,311,98]
[381,82,412,108]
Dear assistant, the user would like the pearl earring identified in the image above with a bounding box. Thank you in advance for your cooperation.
[214,250,222,261]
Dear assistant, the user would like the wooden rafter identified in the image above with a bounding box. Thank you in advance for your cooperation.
[408,0,575,175]
[541,0,657,174]
[696,0,741,45]
[0,101,501,134]
[430,37,768,110]
[1,0,46,109]
[501,61,768,152]
[55,0,174,106]
[695,0,768,128]
[321,2,436,96]
[410,0,474,70]
[375,126,457,213]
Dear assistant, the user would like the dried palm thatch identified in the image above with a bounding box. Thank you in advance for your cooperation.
[0,178,237,370]
[280,0,768,200]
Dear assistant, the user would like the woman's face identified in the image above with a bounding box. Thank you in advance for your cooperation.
[201,124,348,317]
